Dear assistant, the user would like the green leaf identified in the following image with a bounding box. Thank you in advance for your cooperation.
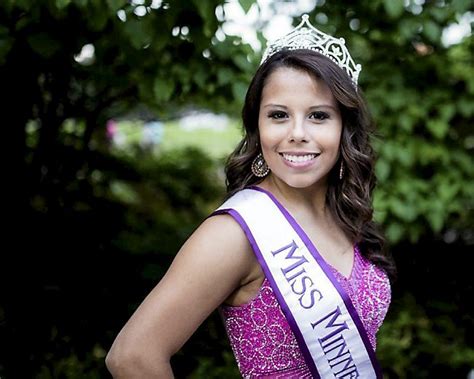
[124,19,153,49]
[417,143,444,165]
[397,143,415,167]
[106,0,126,11]
[88,8,109,32]
[384,0,404,18]
[217,67,233,86]
[232,81,247,102]
[239,0,254,13]
[452,0,472,12]
[6,0,32,10]
[426,119,449,139]
[376,159,391,181]
[426,209,444,232]
[398,19,420,40]
[192,0,212,22]
[191,0,216,37]
[423,20,441,42]
[398,113,414,132]
[390,197,417,222]
[73,0,89,7]
[439,104,455,122]
[153,77,175,102]
[193,66,208,89]
[55,0,72,9]
[437,181,459,202]
[232,54,251,71]
[27,33,61,58]
[386,91,406,110]
[256,30,266,47]
[457,98,474,117]
[385,222,405,243]
[429,7,450,23]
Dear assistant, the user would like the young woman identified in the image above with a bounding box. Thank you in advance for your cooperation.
[106,15,395,378]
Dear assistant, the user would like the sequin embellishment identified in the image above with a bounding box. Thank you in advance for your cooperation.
[220,247,391,378]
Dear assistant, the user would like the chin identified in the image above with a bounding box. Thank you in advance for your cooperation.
[273,174,323,190]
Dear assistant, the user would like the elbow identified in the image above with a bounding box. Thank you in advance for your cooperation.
[105,350,118,376]
[105,348,128,377]
[105,341,172,378]
[105,344,142,377]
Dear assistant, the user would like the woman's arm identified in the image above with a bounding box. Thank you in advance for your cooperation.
[105,214,253,378]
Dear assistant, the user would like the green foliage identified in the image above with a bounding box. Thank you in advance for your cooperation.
[369,33,474,243]
[1,0,473,377]
[378,294,474,378]
[343,4,473,244]
[1,143,227,378]
[239,0,255,14]
[383,0,405,19]
[110,147,225,257]
[188,350,241,378]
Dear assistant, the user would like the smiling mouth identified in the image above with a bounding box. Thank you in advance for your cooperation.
[280,153,319,163]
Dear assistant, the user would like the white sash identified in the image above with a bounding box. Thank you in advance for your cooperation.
[214,187,382,379]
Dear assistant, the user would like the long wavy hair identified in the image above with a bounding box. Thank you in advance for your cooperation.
[225,49,396,281]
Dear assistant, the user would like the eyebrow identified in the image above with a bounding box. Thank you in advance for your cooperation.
[262,103,338,111]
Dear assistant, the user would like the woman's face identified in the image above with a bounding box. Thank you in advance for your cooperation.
[258,66,342,190]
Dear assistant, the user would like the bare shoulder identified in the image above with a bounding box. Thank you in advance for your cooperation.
[173,213,255,284]
[193,213,250,252]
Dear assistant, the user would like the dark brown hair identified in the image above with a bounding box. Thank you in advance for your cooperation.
[225,49,396,281]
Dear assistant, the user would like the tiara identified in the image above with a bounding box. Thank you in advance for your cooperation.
[260,14,362,86]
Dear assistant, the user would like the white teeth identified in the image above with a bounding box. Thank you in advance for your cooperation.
[282,153,317,163]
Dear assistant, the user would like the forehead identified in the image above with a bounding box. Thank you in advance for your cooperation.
[261,66,336,105]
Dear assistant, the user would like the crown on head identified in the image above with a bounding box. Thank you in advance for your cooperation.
[261,14,362,86]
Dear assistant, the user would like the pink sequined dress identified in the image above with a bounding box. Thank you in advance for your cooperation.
[220,246,391,378]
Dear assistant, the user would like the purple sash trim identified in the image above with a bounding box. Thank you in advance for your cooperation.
[212,207,321,378]
[248,185,383,378]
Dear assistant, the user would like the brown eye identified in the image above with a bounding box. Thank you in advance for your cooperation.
[268,111,288,119]
[309,111,330,121]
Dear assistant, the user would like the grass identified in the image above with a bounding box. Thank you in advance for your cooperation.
[114,119,243,159]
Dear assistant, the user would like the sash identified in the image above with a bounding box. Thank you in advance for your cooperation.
[213,187,382,379]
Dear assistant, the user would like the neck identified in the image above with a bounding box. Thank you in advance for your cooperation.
[262,175,330,219]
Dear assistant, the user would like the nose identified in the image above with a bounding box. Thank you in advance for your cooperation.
[288,117,308,143]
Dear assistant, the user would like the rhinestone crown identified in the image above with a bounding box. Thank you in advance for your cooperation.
[261,14,362,86]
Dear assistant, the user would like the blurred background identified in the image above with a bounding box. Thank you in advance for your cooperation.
[1,0,473,377]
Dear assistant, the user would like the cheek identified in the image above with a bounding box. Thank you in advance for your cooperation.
[259,135,273,155]
[258,124,279,148]
[318,125,343,149]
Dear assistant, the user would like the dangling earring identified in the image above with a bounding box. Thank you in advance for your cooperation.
[339,161,345,180]
[251,153,270,177]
